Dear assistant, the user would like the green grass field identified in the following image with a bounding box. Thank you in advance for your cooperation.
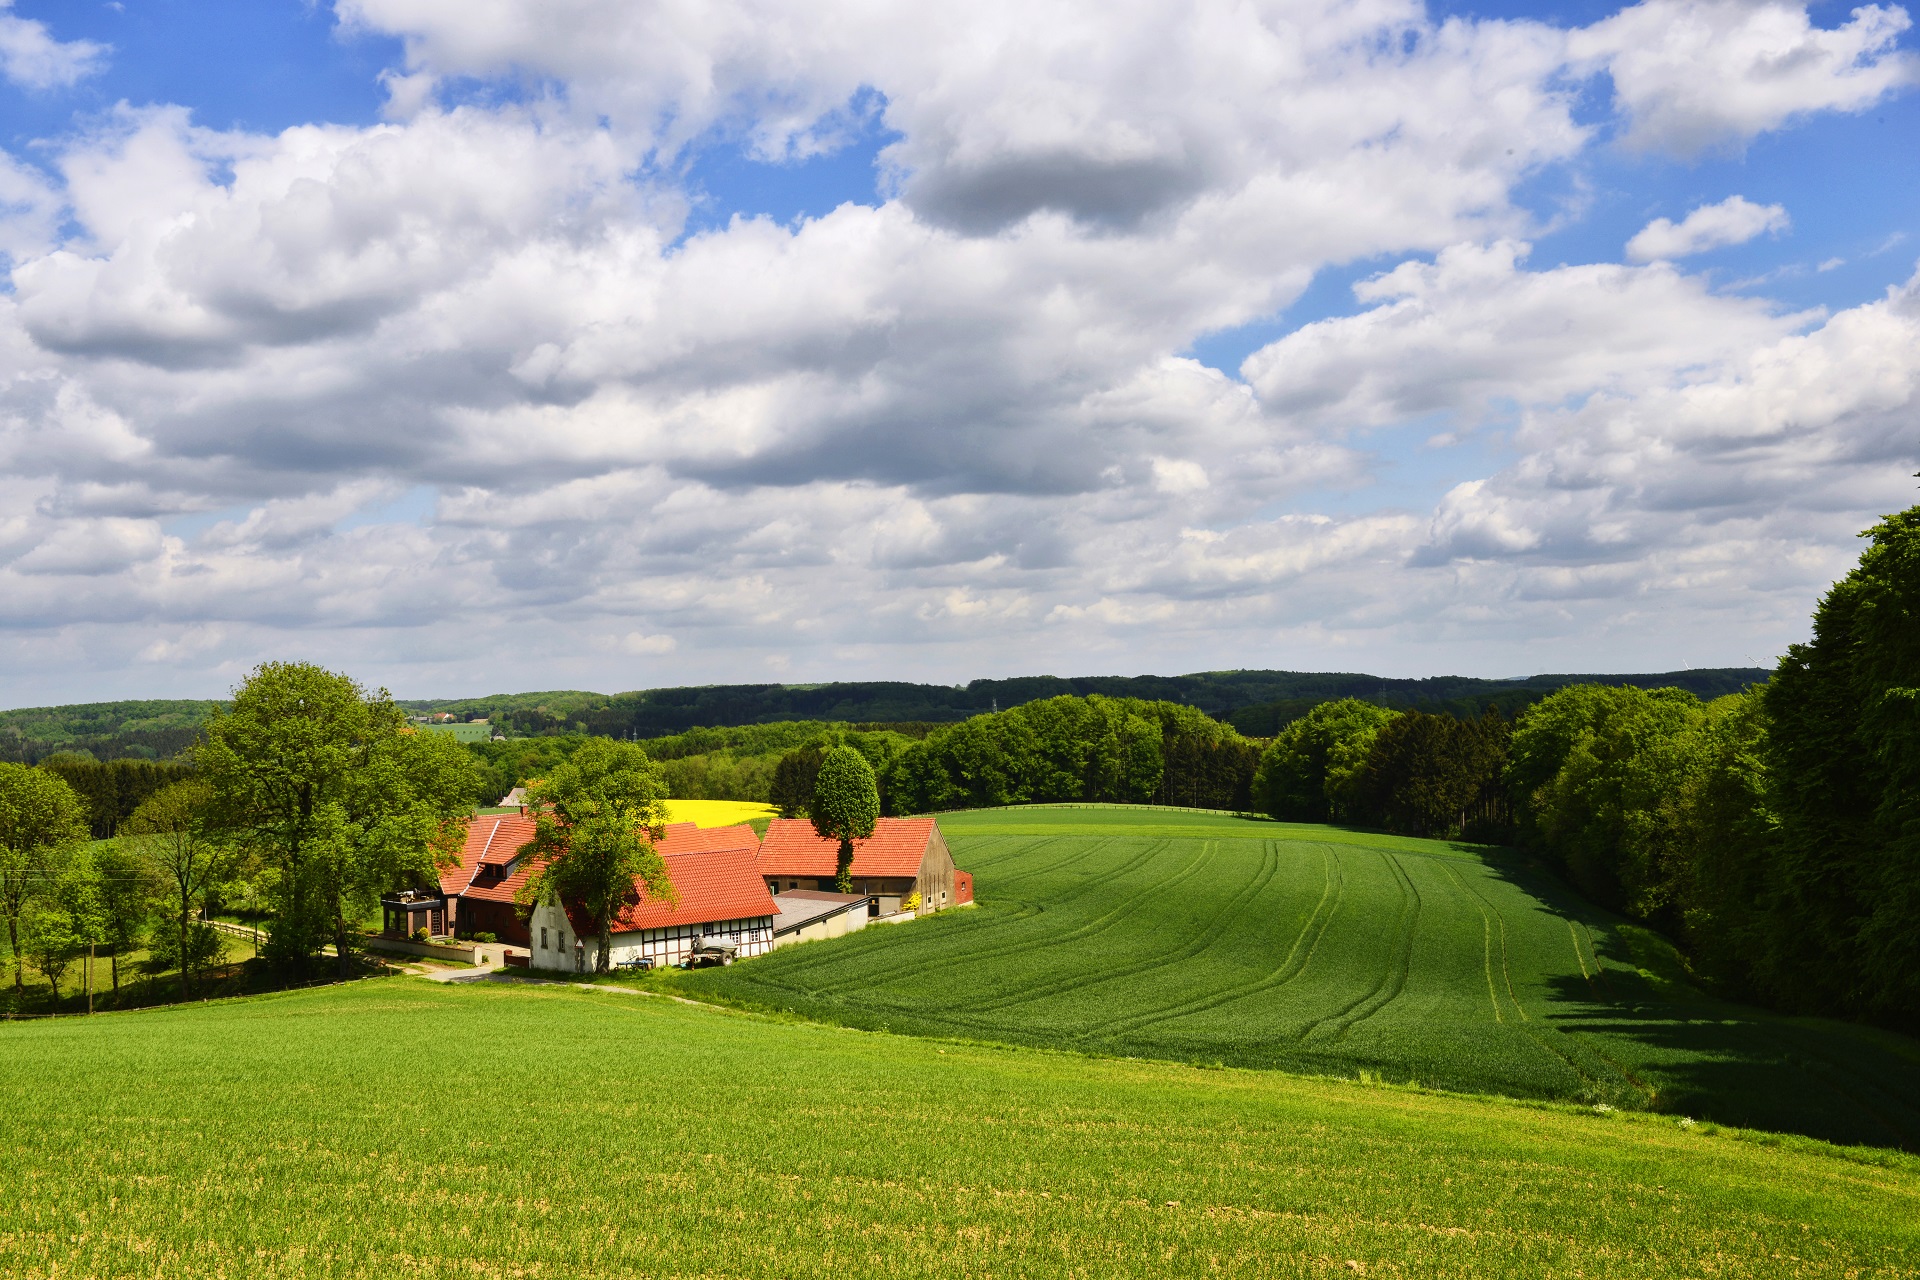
[4,979,1918,1279]
[681,807,1920,1149]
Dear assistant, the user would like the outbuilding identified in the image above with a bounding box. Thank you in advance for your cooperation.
[756,817,958,916]
[769,890,874,948]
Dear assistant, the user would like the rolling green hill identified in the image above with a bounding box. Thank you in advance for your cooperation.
[683,807,1920,1150]
[3,980,1915,1278]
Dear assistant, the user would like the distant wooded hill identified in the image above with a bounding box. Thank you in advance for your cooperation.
[0,666,1769,760]
[405,668,1769,738]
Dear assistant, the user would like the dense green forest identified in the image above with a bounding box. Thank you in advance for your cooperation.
[0,700,213,764]
[422,668,1765,738]
[0,666,1763,763]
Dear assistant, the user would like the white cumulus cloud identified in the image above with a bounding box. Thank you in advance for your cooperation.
[1626,196,1790,261]
[0,1,107,90]
[1570,0,1917,154]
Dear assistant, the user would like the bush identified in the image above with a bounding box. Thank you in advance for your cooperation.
[148,920,229,975]
[413,927,431,943]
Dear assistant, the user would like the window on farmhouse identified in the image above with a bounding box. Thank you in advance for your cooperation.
[540,927,548,949]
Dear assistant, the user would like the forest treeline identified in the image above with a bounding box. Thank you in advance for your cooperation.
[444,668,1764,739]
[0,667,1764,760]
[462,701,1265,817]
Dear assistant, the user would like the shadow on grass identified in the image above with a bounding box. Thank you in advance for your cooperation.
[0,951,403,1020]
[1465,850,1920,1152]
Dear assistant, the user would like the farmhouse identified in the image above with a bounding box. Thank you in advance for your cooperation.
[428,811,538,944]
[386,817,766,949]
[757,816,962,916]
[527,841,777,972]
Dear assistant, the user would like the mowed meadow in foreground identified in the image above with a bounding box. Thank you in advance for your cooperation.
[4,979,1919,1280]
[683,808,1920,1149]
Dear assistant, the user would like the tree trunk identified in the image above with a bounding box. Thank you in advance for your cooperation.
[335,911,351,980]
[597,927,611,974]
[110,948,119,997]
[180,909,191,1002]
[835,838,854,894]
[8,916,19,992]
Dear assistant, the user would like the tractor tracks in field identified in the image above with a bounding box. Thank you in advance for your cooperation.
[1436,864,1655,1101]
[950,839,1285,1017]
[754,838,1182,1000]
[1295,849,1423,1045]
[1084,843,1347,1040]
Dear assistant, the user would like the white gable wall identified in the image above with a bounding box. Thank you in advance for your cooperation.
[528,894,584,973]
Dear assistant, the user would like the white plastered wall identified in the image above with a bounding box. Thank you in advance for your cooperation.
[528,894,584,973]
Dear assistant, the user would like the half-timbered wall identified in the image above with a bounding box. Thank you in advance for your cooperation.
[607,915,774,966]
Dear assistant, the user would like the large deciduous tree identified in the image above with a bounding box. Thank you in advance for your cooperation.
[1507,684,1708,914]
[197,662,482,978]
[123,779,225,1000]
[86,839,161,1001]
[516,738,674,974]
[1354,710,1510,841]
[1252,699,1400,822]
[0,764,89,992]
[811,746,880,893]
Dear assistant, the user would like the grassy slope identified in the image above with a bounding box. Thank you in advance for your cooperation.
[682,807,1920,1149]
[3,979,1917,1279]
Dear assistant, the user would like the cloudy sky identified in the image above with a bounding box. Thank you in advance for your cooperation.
[0,0,1914,705]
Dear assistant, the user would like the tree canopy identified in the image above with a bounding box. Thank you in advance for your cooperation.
[1252,698,1399,822]
[516,738,674,974]
[1760,501,1920,1023]
[123,779,225,998]
[811,747,880,892]
[196,662,482,976]
[0,763,89,991]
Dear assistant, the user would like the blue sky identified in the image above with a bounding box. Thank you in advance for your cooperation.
[0,0,1914,702]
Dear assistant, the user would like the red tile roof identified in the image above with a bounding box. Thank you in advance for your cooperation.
[448,813,776,931]
[439,813,539,896]
[574,847,778,935]
[653,822,759,857]
[756,817,938,878]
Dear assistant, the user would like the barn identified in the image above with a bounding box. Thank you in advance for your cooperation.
[756,816,959,917]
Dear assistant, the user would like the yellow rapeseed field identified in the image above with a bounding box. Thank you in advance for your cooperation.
[663,797,777,827]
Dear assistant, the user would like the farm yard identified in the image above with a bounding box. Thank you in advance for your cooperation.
[3,978,1918,1279]
[681,807,1920,1150]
